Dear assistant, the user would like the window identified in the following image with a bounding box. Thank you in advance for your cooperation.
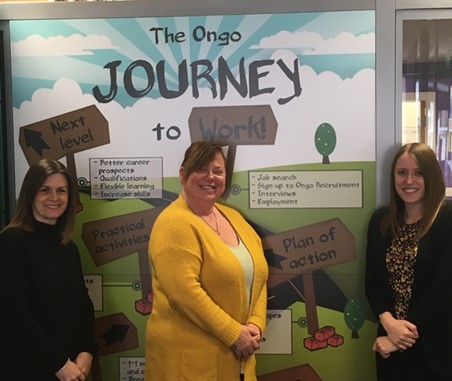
[402,18,452,196]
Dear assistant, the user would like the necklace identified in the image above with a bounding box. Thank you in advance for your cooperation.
[181,193,220,235]
[201,209,220,235]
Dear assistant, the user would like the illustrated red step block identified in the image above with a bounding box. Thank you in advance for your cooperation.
[304,337,328,351]
[327,334,344,347]
[314,326,335,341]
[135,298,152,315]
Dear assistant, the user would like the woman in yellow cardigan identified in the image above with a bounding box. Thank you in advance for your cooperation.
[145,141,268,381]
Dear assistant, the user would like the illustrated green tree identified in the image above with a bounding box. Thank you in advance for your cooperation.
[344,299,365,339]
[315,122,337,164]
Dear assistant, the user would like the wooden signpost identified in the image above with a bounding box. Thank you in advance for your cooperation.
[82,208,164,314]
[189,105,277,198]
[263,218,355,334]
[18,105,110,209]
[91,312,138,381]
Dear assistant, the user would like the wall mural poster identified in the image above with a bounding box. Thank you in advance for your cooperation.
[10,10,376,381]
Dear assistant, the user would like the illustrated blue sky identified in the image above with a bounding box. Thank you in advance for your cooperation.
[10,10,375,108]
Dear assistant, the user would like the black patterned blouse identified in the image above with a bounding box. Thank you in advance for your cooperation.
[386,221,420,319]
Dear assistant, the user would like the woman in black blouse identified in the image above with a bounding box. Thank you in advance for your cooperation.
[365,142,452,381]
[0,159,96,381]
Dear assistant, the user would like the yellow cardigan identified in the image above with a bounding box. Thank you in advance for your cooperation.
[145,195,268,381]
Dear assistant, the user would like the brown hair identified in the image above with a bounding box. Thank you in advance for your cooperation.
[180,140,226,182]
[382,142,445,239]
[3,159,77,244]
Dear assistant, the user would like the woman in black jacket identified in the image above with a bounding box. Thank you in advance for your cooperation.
[0,159,96,381]
[365,142,452,381]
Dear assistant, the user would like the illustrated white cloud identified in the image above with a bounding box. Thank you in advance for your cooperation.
[303,32,375,55]
[251,30,324,50]
[12,34,117,57]
[252,30,375,55]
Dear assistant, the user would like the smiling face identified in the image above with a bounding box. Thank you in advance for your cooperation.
[394,152,425,209]
[32,173,69,225]
[180,152,226,208]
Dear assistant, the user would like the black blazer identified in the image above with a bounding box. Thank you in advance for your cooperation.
[365,201,452,380]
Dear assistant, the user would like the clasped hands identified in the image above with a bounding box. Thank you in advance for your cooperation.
[55,352,93,381]
[231,323,262,360]
[373,315,419,359]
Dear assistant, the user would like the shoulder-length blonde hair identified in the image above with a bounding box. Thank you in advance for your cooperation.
[382,142,445,239]
[3,159,77,244]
